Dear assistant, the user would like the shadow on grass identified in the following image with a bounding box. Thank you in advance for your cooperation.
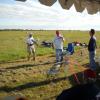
[0,61,55,72]
[0,77,67,92]
[0,59,26,64]
[0,68,99,94]
[0,70,87,93]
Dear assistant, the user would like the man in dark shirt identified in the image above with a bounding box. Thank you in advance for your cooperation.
[88,29,97,70]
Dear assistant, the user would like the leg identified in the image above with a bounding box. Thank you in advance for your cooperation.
[27,52,31,61]
[31,46,35,61]
[56,49,60,62]
[89,51,96,70]
[32,51,35,61]
[56,49,63,65]
[60,49,63,62]
[27,45,31,61]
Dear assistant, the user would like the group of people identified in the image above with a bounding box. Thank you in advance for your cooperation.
[26,29,97,72]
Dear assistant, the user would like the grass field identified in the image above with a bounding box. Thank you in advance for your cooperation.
[0,30,100,100]
[0,30,100,62]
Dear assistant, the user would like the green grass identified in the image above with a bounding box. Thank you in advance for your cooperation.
[0,30,100,62]
[0,30,100,100]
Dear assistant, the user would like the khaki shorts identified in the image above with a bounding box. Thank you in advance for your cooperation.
[27,45,35,54]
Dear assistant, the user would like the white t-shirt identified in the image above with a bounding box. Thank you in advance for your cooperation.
[26,37,35,45]
[53,36,64,50]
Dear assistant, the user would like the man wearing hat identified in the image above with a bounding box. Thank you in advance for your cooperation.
[52,31,65,63]
[26,32,37,61]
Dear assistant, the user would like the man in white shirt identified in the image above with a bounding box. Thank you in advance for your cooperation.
[26,33,37,61]
[52,31,64,63]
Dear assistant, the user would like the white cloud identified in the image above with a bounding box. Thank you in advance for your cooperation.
[0,0,100,30]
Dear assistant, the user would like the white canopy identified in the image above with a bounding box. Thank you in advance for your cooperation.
[16,0,100,14]
[39,0,100,14]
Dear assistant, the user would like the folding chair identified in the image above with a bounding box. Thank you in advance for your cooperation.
[66,43,74,55]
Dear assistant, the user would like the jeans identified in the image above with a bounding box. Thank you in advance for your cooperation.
[89,51,96,70]
[56,49,63,62]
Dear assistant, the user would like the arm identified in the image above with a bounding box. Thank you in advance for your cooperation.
[34,40,38,46]
[60,35,65,42]
[62,37,65,42]
[31,38,38,46]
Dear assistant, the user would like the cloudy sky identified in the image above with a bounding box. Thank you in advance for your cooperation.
[0,0,100,30]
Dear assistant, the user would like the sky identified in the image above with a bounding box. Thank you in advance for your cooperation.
[0,0,100,30]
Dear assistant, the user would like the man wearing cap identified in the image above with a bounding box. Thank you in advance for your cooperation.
[52,31,65,63]
[26,33,37,61]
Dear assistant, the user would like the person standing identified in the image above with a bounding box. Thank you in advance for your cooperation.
[88,29,97,71]
[26,33,37,61]
[52,31,65,63]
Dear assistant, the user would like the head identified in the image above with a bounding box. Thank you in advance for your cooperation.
[56,30,61,37]
[28,32,33,37]
[89,29,95,37]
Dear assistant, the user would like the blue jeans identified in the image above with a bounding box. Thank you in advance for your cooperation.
[89,51,96,70]
[56,49,63,62]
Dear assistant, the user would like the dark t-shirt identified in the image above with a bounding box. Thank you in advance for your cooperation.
[88,36,96,52]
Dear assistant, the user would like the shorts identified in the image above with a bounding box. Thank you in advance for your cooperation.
[27,45,35,54]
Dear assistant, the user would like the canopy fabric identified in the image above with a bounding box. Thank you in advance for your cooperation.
[16,0,27,1]
[39,0,100,14]
[15,0,100,14]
